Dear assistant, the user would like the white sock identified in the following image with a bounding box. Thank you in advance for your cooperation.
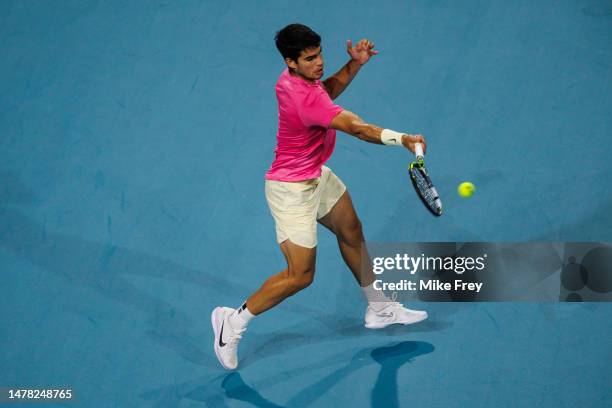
[228,302,254,331]
[362,282,392,311]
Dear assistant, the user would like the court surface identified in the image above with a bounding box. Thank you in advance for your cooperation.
[1,1,611,407]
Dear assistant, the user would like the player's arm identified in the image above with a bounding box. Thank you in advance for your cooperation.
[322,60,361,100]
[323,39,378,100]
[330,110,426,154]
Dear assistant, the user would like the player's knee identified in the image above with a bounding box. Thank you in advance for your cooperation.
[296,273,314,291]
[286,267,315,292]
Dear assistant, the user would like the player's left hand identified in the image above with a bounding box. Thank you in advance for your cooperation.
[347,39,378,65]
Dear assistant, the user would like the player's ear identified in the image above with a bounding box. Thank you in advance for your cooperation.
[285,58,297,70]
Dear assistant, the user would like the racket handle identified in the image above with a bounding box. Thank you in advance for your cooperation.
[415,143,424,160]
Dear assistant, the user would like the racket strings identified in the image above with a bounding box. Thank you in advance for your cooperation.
[412,168,436,206]
[410,162,443,217]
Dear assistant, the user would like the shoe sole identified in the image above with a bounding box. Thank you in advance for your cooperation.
[211,307,235,370]
[365,312,428,329]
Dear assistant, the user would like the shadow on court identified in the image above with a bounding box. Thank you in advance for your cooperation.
[139,341,435,406]
[219,341,435,408]
[240,319,450,370]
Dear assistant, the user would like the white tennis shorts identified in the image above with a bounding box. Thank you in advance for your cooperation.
[265,166,346,248]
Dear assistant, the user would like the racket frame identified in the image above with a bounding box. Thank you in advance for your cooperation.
[409,159,443,216]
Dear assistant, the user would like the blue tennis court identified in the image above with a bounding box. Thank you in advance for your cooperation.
[1,1,611,406]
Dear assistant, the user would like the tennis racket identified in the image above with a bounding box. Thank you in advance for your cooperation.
[409,143,443,216]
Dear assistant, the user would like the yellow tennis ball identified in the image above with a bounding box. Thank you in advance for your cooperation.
[458,182,475,197]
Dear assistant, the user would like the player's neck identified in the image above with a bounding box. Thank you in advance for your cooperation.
[289,69,316,84]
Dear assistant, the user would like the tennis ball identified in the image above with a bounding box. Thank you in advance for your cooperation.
[458,182,475,197]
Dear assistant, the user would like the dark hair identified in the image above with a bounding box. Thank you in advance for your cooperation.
[275,23,321,62]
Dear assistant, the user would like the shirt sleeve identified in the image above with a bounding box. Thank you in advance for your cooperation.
[295,86,344,128]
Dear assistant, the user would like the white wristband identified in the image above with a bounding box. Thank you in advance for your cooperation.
[381,129,404,146]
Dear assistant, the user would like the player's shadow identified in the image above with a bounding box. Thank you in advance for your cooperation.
[220,341,436,407]
[240,319,449,370]
[369,341,435,408]
[282,341,434,407]
[221,373,285,408]
[142,341,434,406]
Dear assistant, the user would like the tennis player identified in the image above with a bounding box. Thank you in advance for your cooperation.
[212,24,428,370]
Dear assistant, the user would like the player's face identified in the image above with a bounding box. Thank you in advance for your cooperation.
[287,46,324,82]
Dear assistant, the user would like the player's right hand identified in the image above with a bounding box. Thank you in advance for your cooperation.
[402,134,427,155]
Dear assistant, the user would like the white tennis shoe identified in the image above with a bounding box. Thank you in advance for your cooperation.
[365,301,428,329]
[211,307,244,370]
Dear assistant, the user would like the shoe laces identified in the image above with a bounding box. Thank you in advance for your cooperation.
[387,292,404,309]
[370,293,405,315]
[228,328,244,347]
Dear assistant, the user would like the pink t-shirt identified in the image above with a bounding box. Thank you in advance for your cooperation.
[265,69,344,181]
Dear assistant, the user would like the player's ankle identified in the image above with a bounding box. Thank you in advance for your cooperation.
[228,301,255,332]
[368,301,389,312]
[362,282,392,303]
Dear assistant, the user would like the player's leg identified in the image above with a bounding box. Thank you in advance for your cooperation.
[318,189,428,329]
[212,176,320,370]
[212,240,315,370]
[246,239,316,314]
[317,191,374,286]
